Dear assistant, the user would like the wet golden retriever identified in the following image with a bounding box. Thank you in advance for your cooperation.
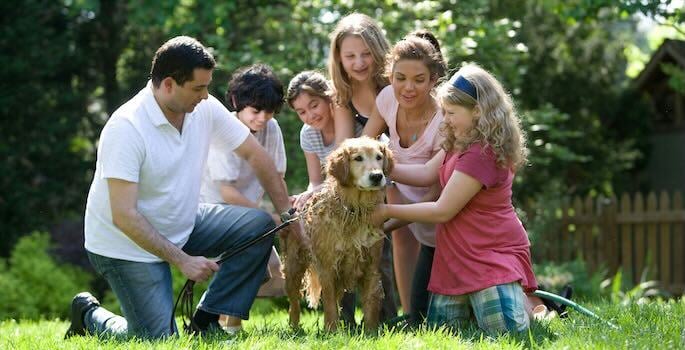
[284,136,394,332]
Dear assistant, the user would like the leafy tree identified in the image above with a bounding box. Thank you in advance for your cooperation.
[0,1,94,255]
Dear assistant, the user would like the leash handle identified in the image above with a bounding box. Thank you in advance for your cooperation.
[171,279,196,335]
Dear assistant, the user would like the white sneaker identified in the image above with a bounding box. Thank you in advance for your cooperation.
[222,324,242,336]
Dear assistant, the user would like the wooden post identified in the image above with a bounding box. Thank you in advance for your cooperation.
[659,191,671,290]
[634,192,646,284]
[673,192,684,293]
[620,193,633,281]
[601,195,618,273]
[646,192,659,282]
[584,194,596,272]
[573,196,584,262]
[562,199,572,262]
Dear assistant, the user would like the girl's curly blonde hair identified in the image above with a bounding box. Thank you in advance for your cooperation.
[438,64,528,170]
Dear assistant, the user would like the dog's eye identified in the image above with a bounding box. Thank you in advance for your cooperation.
[354,155,363,161]
[376,155,382,161]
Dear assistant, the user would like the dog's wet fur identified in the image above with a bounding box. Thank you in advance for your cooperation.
[283,136,394,332]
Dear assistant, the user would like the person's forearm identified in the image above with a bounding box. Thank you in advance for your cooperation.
[383,202,452,224]
[391,163,437,187]
[219,183,259,208]
[112,208,189,266]
[306,182,323,192]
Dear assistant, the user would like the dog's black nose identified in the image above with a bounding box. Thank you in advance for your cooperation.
[369,173,383,185]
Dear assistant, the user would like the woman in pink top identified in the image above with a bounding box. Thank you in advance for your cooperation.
[373,63,538,335]
[363,30,447,325]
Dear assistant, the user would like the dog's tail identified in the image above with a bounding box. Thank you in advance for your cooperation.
[303,268,322,308]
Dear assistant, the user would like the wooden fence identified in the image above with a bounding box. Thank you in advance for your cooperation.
[533,191,685,295]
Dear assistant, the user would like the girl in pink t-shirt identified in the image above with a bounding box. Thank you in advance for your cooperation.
[374,63,537,335]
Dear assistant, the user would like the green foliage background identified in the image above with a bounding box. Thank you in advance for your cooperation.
[0,233,92,320]
[1,0,683,257]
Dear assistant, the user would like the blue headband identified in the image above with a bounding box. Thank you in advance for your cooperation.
[450,75,477,100]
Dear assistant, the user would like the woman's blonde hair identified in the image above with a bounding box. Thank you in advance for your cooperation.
[438,64,528,170]
[286,71,334,108]
[328,13,390,106]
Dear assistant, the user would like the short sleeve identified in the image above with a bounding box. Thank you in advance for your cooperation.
[300,125,315,153]
[375,85,395,124]
[206,148,240,182]
[207,95,250,152]
[269,120,287,174]
[98,118,144,183]
[453,144,507,188]
[432,131,444,153]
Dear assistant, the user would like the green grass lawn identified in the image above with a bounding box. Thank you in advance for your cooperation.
[1,298,683,349]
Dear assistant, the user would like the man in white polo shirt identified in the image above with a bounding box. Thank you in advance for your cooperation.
[64,36,301,339]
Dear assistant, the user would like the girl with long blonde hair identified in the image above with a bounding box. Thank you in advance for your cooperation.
[327,13,401,324]
[328,13,390,144]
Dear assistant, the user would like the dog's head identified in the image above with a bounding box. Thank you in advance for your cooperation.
[326,136,394,190]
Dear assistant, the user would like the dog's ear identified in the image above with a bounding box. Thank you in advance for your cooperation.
[327,147,351,186]
[381,143,394,175]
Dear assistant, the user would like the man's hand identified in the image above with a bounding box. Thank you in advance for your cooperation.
[178,255,219,282]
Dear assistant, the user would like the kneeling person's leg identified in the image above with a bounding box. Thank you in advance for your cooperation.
[184,204,275,320]
[426,293,471,329]
[470,282,529,335]
[87,252,175,338]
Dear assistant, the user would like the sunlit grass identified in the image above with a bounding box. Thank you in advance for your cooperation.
[1,298,683,349]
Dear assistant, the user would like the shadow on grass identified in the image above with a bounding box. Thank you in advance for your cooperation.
[234,311,559,348]
[77,317,557,349]
[397,319,558,347]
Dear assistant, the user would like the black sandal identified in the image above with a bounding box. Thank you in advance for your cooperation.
[539,284,573,318]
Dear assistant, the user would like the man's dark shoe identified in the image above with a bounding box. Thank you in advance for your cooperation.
[64,292,100,339]
[185,320,223,337]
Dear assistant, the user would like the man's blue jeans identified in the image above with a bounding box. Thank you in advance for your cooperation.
[84,203,275,338]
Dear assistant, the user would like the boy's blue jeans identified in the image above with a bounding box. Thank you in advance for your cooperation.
[84,203,275,338]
